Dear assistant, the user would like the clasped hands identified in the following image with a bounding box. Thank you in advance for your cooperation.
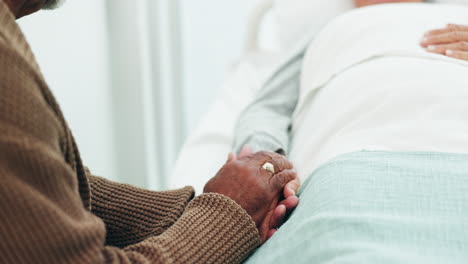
[204,145,300,243]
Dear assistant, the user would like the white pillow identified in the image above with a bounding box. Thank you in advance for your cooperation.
[271,0,355,49]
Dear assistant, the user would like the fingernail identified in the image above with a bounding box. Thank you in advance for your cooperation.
[421,37,428,43]
[427,45,436,50]
[446,50,454,56]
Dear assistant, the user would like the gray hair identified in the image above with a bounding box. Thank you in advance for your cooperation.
[43,0,64,10]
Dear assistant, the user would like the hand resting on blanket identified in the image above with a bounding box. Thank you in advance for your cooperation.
[421,24,468,61]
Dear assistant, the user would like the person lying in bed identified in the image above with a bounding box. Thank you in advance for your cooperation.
[234,1,468,263]
[234,0,468,156]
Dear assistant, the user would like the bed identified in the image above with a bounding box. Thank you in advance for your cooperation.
[169,0,355,193]
[170,1,468,262]
[170,0,468,192]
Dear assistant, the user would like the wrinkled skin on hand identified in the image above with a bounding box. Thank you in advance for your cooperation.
[421,24,468,61]
[204,150,299,243]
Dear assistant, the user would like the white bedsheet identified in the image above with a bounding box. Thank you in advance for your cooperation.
[291,3,468,181]
[171,3,468,192]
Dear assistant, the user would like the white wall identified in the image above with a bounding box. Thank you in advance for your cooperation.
[15,0,263,188]
[180,0,261,132]
[106,0,162,189]
[104,0,263,189]
[18,0,116,180]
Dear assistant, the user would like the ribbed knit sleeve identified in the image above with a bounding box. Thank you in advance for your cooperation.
[88,175,195,247]
[120,193,260,263]
[0,2,260,263]
[0,32,260,264]
[0,151,260,264]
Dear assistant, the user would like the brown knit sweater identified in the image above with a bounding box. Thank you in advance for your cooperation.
[0,1,260,263]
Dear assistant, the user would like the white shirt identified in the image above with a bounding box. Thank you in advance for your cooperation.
[290,3,468,181]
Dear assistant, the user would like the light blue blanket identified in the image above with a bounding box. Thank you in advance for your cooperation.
[245,151,468,263]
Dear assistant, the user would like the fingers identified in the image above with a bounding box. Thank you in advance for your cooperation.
[238,144,253,159]
[249,151,293,174]
[270,157,294,174]
[226,152,237,163]
[424,27,452,38]
[266,229,276,240]
[446,50,468,61]
[422,24,468,38]
[447,24,468,31]
[424,41,468,61]
[279,195,299,210]
[266,197,300,240]
[421,24,468,61]
[245,151,273,163]
[421,24,468,47]
[271,169,297,191]
[269,204,286,231]
[266,204,286,241]
[270,197,299,229]
[426,42,468,55]
[251,151,282,162]
[284,177,301,197]
[421,31,468,46]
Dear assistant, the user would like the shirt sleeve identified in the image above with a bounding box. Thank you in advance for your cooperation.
[88,175,195,248]
[0,37,259,263]
[233,52,305,155]
[0,151,259,263]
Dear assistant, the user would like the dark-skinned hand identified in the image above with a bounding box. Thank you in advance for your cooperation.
[204,149,299,243]
[237,145,300,240]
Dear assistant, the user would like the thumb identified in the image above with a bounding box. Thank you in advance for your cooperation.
[284,177,301,197]
[239,144,253,158]
[226,152,237,163]
[271,169,297,191]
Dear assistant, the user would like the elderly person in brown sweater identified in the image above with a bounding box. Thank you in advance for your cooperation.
[0,0,301,263]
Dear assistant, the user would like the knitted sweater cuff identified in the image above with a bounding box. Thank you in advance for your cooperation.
[89,175,195,247]
[126,193,260,263]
